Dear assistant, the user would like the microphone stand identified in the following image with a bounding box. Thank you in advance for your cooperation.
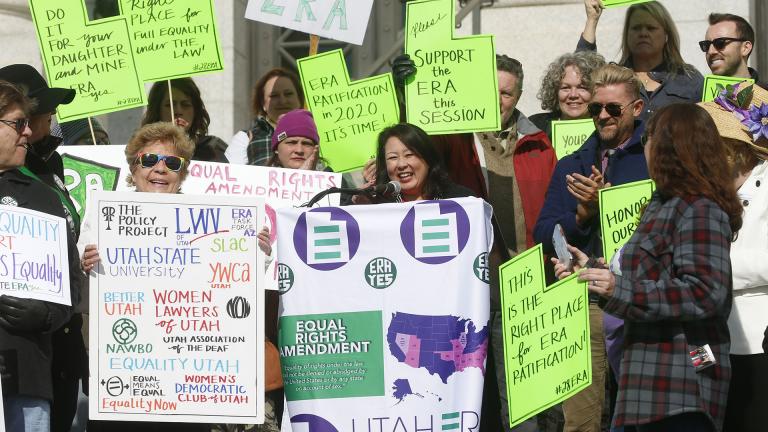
[302,187,369,208]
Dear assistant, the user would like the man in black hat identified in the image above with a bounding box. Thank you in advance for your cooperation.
[0,64,88,432]
[0,64,75,183]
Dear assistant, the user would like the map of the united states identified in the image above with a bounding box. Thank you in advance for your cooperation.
[387,312,488,383]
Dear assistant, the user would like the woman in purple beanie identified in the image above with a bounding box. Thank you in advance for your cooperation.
[259,109,325,432]
[266,109,321,170]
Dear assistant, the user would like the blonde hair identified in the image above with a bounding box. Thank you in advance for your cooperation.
[620,2,693,76]
[591,64,642,100]
[125,122,195,187]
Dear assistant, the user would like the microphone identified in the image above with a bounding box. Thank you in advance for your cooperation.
[365,181,401,199]
[303,181,402,207]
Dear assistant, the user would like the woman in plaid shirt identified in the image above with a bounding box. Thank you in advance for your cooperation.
[578,103,743,431]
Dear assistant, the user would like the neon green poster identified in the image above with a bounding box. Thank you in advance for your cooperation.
[499,244,591,428]
[701,75,755,102]
[298,49,400,172]
[551,119,595,160]
[602,0,654,7]
[29,0,146,121]
[404,0,500,134]
[118,0,224,81]
[599,179,655,263]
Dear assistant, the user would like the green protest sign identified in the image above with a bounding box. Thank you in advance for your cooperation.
[599,179,655,263]
[602,0,654,7]
[551,119,595,160]
[499,245,591,428]
[118,0,224,81]
[61,153,121,218]
[404,0,499,134]
[298,49,400,172]
[29,0,146,121]
[701,75,755,102]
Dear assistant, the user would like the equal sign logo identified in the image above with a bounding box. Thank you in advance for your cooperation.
[414,204,459,259]
[306,211,350,265]
[442,412,460,430]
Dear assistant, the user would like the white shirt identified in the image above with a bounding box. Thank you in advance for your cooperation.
[729,160,768,354]
[225,131,250,165]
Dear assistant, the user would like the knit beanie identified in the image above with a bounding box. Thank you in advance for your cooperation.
[271,109,319,150]
[59,118,109,146]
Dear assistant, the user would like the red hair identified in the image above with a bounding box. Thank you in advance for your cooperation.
[646,103,742,236]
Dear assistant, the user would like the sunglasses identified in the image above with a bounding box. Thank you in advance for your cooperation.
[640,134,648,147]
[136,152,186,172]
[0,118,29,135]
[587,101,636,118]
[698,37,748,52]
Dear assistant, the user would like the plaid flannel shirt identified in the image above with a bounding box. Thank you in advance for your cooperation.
[602,192,732,431]
[245,117,274,166]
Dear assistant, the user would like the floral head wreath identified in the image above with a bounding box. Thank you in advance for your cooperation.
[714,82,768,143]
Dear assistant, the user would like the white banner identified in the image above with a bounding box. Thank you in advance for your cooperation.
[244,0,374,45]
[87,191,265,423]
[58,145,341,290]
[0,205,70,306]
[276,198,493,430]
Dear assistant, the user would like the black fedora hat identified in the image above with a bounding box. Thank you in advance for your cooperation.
[0,64,75,115]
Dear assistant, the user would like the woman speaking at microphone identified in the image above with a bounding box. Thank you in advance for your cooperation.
[366,123,474,202]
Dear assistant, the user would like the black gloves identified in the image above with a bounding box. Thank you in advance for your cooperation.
[391,53,417,88]
[0,296,50,332]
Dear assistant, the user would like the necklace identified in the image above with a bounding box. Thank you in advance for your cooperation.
[637,72,649,86]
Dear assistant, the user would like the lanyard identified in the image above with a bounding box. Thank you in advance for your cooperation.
[18,166,81,229]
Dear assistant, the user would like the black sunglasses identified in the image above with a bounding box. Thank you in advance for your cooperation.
[136,152,186,172]
[587,101,636,118]
[640,134,648,147]
[0,118,29,134]
[698,37,748,52]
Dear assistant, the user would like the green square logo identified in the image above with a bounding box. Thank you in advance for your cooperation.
[279,311,384,401]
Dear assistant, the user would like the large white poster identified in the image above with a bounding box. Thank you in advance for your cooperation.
[87,191,265,423]
[276,198,493,430]
[0,205,70,305]
[244,0,374,45]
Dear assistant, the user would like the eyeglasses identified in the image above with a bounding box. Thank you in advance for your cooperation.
[0,118,29,135]
[135,152,186,172]
[587,101,636,117]
[698,37,748,52]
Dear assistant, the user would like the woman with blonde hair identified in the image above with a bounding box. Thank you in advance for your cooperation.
[82,123,207,432]
[578,0,703,119]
